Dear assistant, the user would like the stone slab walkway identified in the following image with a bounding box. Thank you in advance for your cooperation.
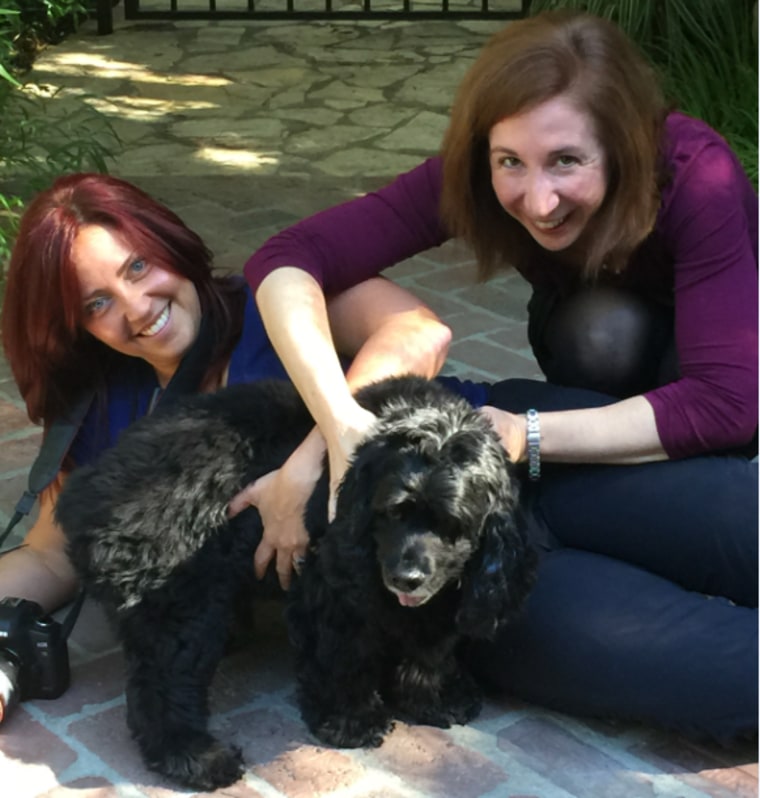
[0,8,756,798]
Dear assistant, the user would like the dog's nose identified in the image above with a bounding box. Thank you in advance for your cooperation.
[389,569,425,593]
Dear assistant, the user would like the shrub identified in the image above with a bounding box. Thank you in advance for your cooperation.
[0,1,118,272]
[3,0,89,72]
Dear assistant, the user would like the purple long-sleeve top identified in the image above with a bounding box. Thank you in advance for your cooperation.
[245,113,758,459]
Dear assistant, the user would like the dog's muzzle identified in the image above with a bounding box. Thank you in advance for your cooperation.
[385,566,433,607]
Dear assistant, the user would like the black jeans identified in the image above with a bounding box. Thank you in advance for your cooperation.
[469,379,758,744]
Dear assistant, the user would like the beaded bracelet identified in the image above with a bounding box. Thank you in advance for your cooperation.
[526,409,541,481]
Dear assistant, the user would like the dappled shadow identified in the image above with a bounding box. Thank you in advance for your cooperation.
[18,15,493,189]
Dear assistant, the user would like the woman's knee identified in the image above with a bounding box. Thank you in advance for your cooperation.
[535,286,676,397]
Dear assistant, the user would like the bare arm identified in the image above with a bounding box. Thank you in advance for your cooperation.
[255,268,376,483]
[483,396,667,466]
[0,480,79,613]
[256,269,450,491]
[539,397,666,463]
[234,272,450,589]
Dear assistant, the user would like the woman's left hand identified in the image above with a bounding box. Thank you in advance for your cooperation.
[479,405,526,464]
[324,403,377,521]
[228,468,310,590]
[228,431,324,590]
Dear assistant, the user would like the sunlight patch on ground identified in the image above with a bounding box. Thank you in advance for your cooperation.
[196,147,280,170]
[100,96,218,114]
[94,95,219,120]
[0,754,59,798]
[33,53,231,88]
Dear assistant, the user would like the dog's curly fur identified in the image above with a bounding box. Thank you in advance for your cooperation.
[55,376,535,790]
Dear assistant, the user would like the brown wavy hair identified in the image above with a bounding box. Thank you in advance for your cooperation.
[441,10,667,281]
[2,173,245,427]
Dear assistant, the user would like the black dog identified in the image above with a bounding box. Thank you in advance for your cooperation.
[55,376,535,790]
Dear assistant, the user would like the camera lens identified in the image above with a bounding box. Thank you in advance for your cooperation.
[0,653,20,724]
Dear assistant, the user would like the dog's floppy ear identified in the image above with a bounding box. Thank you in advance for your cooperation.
[316,438,398,589]
[456,506,536,639]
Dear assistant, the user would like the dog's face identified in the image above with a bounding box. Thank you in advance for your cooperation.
[369,460,483,607]
[338,402,520,609]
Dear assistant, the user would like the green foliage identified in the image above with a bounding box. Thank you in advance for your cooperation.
[0,0,117,272]
[529,0,759,186]
[2,0,89,71]
[0,9,23,85]
[1,86,115,179]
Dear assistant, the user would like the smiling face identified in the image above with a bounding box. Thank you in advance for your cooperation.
[488,94,608,252]
[72,224,202,387]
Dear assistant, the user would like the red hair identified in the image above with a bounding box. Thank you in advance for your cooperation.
[2,173,244,426]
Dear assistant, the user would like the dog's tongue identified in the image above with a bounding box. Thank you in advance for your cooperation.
[397,593,423,607]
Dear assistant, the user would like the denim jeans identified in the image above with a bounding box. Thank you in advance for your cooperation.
[469,378,758,743]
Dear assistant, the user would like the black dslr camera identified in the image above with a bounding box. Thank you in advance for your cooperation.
[0,597,70,722]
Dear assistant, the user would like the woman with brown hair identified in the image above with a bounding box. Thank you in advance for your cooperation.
[240,11,758,741]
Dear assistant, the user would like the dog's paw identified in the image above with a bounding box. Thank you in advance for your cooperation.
[312,714,395,749]
[395,685,483,729]
[442,695,483,726]
[398,700,482,729]
[441,677,484,726]
[147,735,244,790]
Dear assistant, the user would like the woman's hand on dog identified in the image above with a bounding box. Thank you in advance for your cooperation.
[231,468,310,590]
[479,405,527,464]
[228,428,325,589]
[324,406,377,521]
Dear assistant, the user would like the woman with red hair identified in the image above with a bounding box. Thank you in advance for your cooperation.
[0,172,451,609]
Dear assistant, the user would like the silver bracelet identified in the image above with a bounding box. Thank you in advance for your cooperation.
[526,409,541,481]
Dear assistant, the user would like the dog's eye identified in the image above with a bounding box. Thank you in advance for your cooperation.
[387,499,417,521]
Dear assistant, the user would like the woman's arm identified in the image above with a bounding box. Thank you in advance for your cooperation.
[256,272,450,499]
[642,129,758,458]
[255,268,377,487]
[235,275,451,589]
[243,158,447,296]
[245,159,449,514]
[0,481,78,613]
[483,396,667,466]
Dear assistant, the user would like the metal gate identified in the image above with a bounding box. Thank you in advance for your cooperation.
[96,0,530,34]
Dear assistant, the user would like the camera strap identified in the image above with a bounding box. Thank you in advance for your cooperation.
[0,389,95,552]
[0,314,218,636]
[0,391,94,639]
